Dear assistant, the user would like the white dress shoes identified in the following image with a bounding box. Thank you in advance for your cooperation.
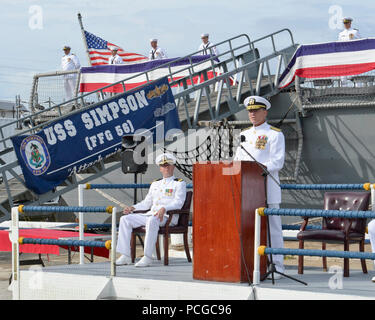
[115,255,132,266]
[135,256,153,267]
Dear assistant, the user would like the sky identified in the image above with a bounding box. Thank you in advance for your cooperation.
[1,0,374,105]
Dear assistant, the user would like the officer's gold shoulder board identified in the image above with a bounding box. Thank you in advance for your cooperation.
[270,126,281,132]
[174,178,183,182]
[152,178,162,183]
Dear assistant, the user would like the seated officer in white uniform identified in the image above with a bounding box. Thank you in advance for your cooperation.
[338,17,361,41]
[116,153,186,267]
[198,33,219,56]
[108,47,123,64]
[148,38,168,60]
[367,220,375,282]
[234,95,285,279]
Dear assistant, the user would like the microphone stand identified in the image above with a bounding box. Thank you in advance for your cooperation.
[240,138,307,286]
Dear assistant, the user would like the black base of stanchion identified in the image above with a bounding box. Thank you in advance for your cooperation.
[261,262,308,286]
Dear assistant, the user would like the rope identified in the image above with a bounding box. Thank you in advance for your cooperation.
[282,224,321,230]
[260,247,375,260]
[260,208,375,219]
[19,205,113,214]
[280,183,371,190]
[19,237,111,249]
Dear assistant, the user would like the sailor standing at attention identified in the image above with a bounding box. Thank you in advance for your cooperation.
[234,95,285,279]
[148,39,168,60]
[108,47,123,64]
[116,153,186,267]
[61,46,81,101]
[198,33,219,56]
[338,17,361,41]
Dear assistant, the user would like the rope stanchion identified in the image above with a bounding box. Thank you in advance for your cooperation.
[258,247,375,260]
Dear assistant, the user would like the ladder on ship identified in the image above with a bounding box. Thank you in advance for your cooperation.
[0,29,298,221]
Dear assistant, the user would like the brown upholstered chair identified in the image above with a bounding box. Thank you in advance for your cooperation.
[297,191,370,277]
[131,191,193,265]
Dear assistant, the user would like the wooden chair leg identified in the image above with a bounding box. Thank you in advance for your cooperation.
[298,240,304,274]
[164,233,169,266]
[343,241,349,277]
[322,242,327,271]
[155,236,161,260]
[360,239,368,274]
[131,232,136,263]
[183,232,192,262]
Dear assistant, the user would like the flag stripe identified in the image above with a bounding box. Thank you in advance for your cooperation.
[278,38,375,88]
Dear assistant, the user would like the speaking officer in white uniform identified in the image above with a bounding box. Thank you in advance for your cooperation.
[108,47,123,65]
[61,46,81,101]
[198,33,219,56]
[338,17,361,41]
[148,38,168,60]
[234,95,285,278]
[116,153,186,267]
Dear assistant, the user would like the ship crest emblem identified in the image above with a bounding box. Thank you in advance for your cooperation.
[20,135,51,176]
[147,84,169,99]
[255,135,268,150]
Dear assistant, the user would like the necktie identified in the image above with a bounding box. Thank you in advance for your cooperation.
[151,50,155,60]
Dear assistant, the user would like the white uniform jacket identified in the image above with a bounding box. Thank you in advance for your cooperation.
[108,54,123,64]
[132,176,187,226]
[148,47,168,60]
[61,53,81,71]
[198,41,219,56]
[234,122,285,204]
[338,28,361,41]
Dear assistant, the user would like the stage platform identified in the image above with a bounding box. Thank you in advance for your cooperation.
[14,255,375,300]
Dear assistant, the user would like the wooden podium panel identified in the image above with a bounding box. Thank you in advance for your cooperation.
[193,162,268,283]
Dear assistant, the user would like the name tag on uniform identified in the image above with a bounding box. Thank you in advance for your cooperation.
[165,189,173,196]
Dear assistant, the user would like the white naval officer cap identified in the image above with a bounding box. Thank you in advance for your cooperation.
[63,45,71,50]
[244,95,271,110]
[201,33,209,38]
[155,153,176,165]
[150,38,158,42]
[110,46,119,51]
[343,17,353,23]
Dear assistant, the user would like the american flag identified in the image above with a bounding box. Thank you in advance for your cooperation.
[84,30,148,66]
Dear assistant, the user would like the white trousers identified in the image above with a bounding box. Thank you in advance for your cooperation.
[64,78,76,101]
[116,214,167,259]
[368,219,375,267]
[267,203,285,273]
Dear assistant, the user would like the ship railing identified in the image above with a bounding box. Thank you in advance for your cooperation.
[0,29,296,148]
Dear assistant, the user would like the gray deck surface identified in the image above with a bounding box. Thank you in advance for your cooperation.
[38,257,375,299]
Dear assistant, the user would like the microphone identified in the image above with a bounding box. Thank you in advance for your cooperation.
[241,135,246,143]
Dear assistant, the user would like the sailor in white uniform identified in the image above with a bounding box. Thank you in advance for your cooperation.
[198,33,219,56]
[338,17,361,41]
[234,95,285,278]
[108,47,123,65]
[61,46,81,101]
[148,38,168,60]
[116,153,186,267]
[367,220,375,282]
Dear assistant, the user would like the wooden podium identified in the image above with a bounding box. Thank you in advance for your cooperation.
[193,161,268,283]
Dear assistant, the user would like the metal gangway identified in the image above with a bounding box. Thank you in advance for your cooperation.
[0,29,297,220]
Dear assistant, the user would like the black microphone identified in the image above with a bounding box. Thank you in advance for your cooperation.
[241,135,246,143]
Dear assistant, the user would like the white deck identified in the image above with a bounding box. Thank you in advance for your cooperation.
[15,256,375,300]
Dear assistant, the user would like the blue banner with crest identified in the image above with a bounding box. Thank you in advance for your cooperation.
[11,77,180,194]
